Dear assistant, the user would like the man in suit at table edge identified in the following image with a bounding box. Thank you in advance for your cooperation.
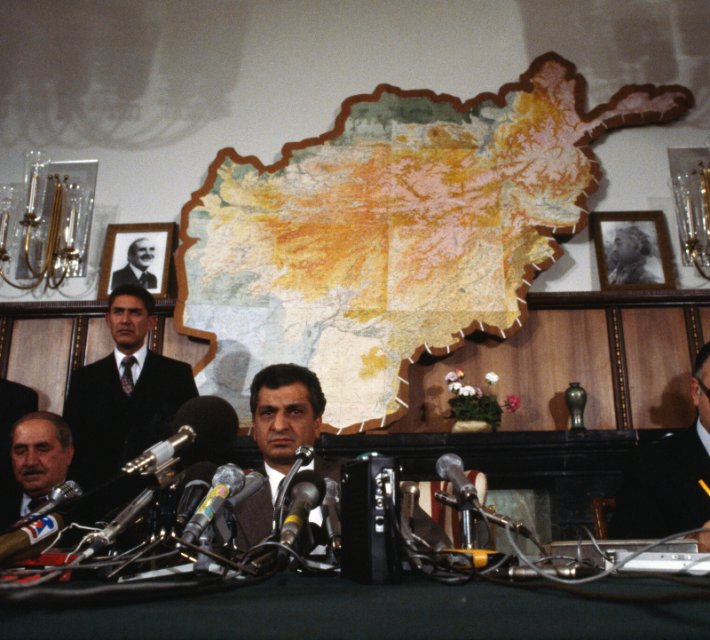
[611,341,710,550]
[63,283,198,500]
[232,363,449,553]
[0,411,74,532]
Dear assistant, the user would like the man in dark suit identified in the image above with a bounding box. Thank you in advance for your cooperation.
[611,342,710,547]
[63,284,198,499]
[232,363,448,553]
[0,412,74,532]
[110,237,159,291]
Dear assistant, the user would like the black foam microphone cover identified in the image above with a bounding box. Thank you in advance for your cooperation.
[172,396,239,464]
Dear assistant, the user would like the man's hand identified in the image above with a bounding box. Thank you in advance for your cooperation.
[694,520,710,553]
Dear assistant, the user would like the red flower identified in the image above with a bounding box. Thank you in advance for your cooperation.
[505,395,521,412]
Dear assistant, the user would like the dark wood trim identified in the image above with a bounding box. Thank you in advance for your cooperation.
[607,306,631,430]
[0,317,12,378]
[0,299,178,318]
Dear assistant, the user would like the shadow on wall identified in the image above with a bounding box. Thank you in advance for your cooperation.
[516,0,710,129]
[0,0,251,150]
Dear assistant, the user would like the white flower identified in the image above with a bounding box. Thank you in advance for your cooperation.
[448,382,463,393]
[459,385,477,396]
[485,372,499,385]
[445,371,459,383]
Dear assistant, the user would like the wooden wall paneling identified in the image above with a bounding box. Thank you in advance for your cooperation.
[684,305,704,365]
[83,317,115,367]
[0,317,13,378]
[162,317,211,372]
[390,308,615,432]
[697,306,710,357]
[621,307,695,430]
[64,316,89,405]
[6,318,74,413]
[151,317,164,355]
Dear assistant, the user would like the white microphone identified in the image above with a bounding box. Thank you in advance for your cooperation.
[122,425,197,474]
[435,453,480,507]
[279,470,326,549]
[321,478,341,553]
[9,481,83,531]
[181,463,245,545]
[227,470,267,509]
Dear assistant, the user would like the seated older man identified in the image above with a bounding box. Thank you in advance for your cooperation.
[0,412,74,531]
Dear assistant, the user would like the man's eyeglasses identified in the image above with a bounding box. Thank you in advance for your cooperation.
[697,377,710,399]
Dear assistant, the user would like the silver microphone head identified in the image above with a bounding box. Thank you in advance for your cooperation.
[324,477,340,501]
[435,453,464,479]
[49,480,83,502]
[295,446,315,464]
[212,463,246,497]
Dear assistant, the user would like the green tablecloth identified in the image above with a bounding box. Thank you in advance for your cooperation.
[2,572,710,639]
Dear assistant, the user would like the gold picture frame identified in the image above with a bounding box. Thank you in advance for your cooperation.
[98,223,177,300]
[593,211,675,291]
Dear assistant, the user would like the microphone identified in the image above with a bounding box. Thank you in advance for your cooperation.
[0,514,64,568]
[273,445,315,529]
[122,425,196,474]
[279,470,326,549]
[175,462,218,527]
[434,491,532,537]
[435,454,481,507]
[9,481,83,530]
[400,481,420,526]
[172,396,239,464]
[181,463,245,545]
[227,470,268,509]
[321,478,341,554]
[82,488,157,560]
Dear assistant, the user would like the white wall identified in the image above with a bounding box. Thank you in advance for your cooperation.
[1,0,708,301]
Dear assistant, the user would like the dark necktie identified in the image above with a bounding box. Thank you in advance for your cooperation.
[27,497,44,513]
[121,355,137,396]
[139,272,148,287]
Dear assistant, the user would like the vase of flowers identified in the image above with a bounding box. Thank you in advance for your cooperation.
[445,369,521,432]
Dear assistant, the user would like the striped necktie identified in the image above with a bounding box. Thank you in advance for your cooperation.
[121,355,137,396]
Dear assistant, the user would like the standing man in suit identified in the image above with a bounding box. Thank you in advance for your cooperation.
[611,341,710,547]
[0,412,74,531]
[63,283,198,497]
[111,237,159,291]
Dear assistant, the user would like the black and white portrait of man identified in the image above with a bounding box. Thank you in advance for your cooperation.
[110,233,167,293]
[602,221,663,286]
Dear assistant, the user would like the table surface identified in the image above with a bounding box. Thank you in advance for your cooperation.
[2,571,710,640]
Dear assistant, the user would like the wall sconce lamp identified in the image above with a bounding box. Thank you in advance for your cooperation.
[0,151,97,291]
[669,146,710,280]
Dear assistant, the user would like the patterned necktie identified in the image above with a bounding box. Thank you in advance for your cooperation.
[121,355,137,396]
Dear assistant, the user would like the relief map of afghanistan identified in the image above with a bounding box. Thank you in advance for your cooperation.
[176,52,692,435]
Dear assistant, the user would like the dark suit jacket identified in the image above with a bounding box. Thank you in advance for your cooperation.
[111,264,158,290]
[0,379,39,501]
[63,350,198,496]
[232,455,451,553]
[232,456,343,551]
[0,486,23,533]
[610,425,710,539]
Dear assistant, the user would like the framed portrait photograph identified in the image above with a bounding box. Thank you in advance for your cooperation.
[98,223,177,299]
[593,211,675,291]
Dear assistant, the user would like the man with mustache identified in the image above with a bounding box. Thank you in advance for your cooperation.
[111,237,159,291]
[232,363,449,555]
[0,412,74,531]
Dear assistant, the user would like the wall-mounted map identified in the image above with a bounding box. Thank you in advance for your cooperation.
[176,52,692,435]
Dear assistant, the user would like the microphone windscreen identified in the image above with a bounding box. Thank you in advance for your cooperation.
[179,461,219,489]
[172,396,239,463]
[290,470,327,505]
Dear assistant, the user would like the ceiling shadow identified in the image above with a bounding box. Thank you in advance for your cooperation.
[0,0,251,149]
